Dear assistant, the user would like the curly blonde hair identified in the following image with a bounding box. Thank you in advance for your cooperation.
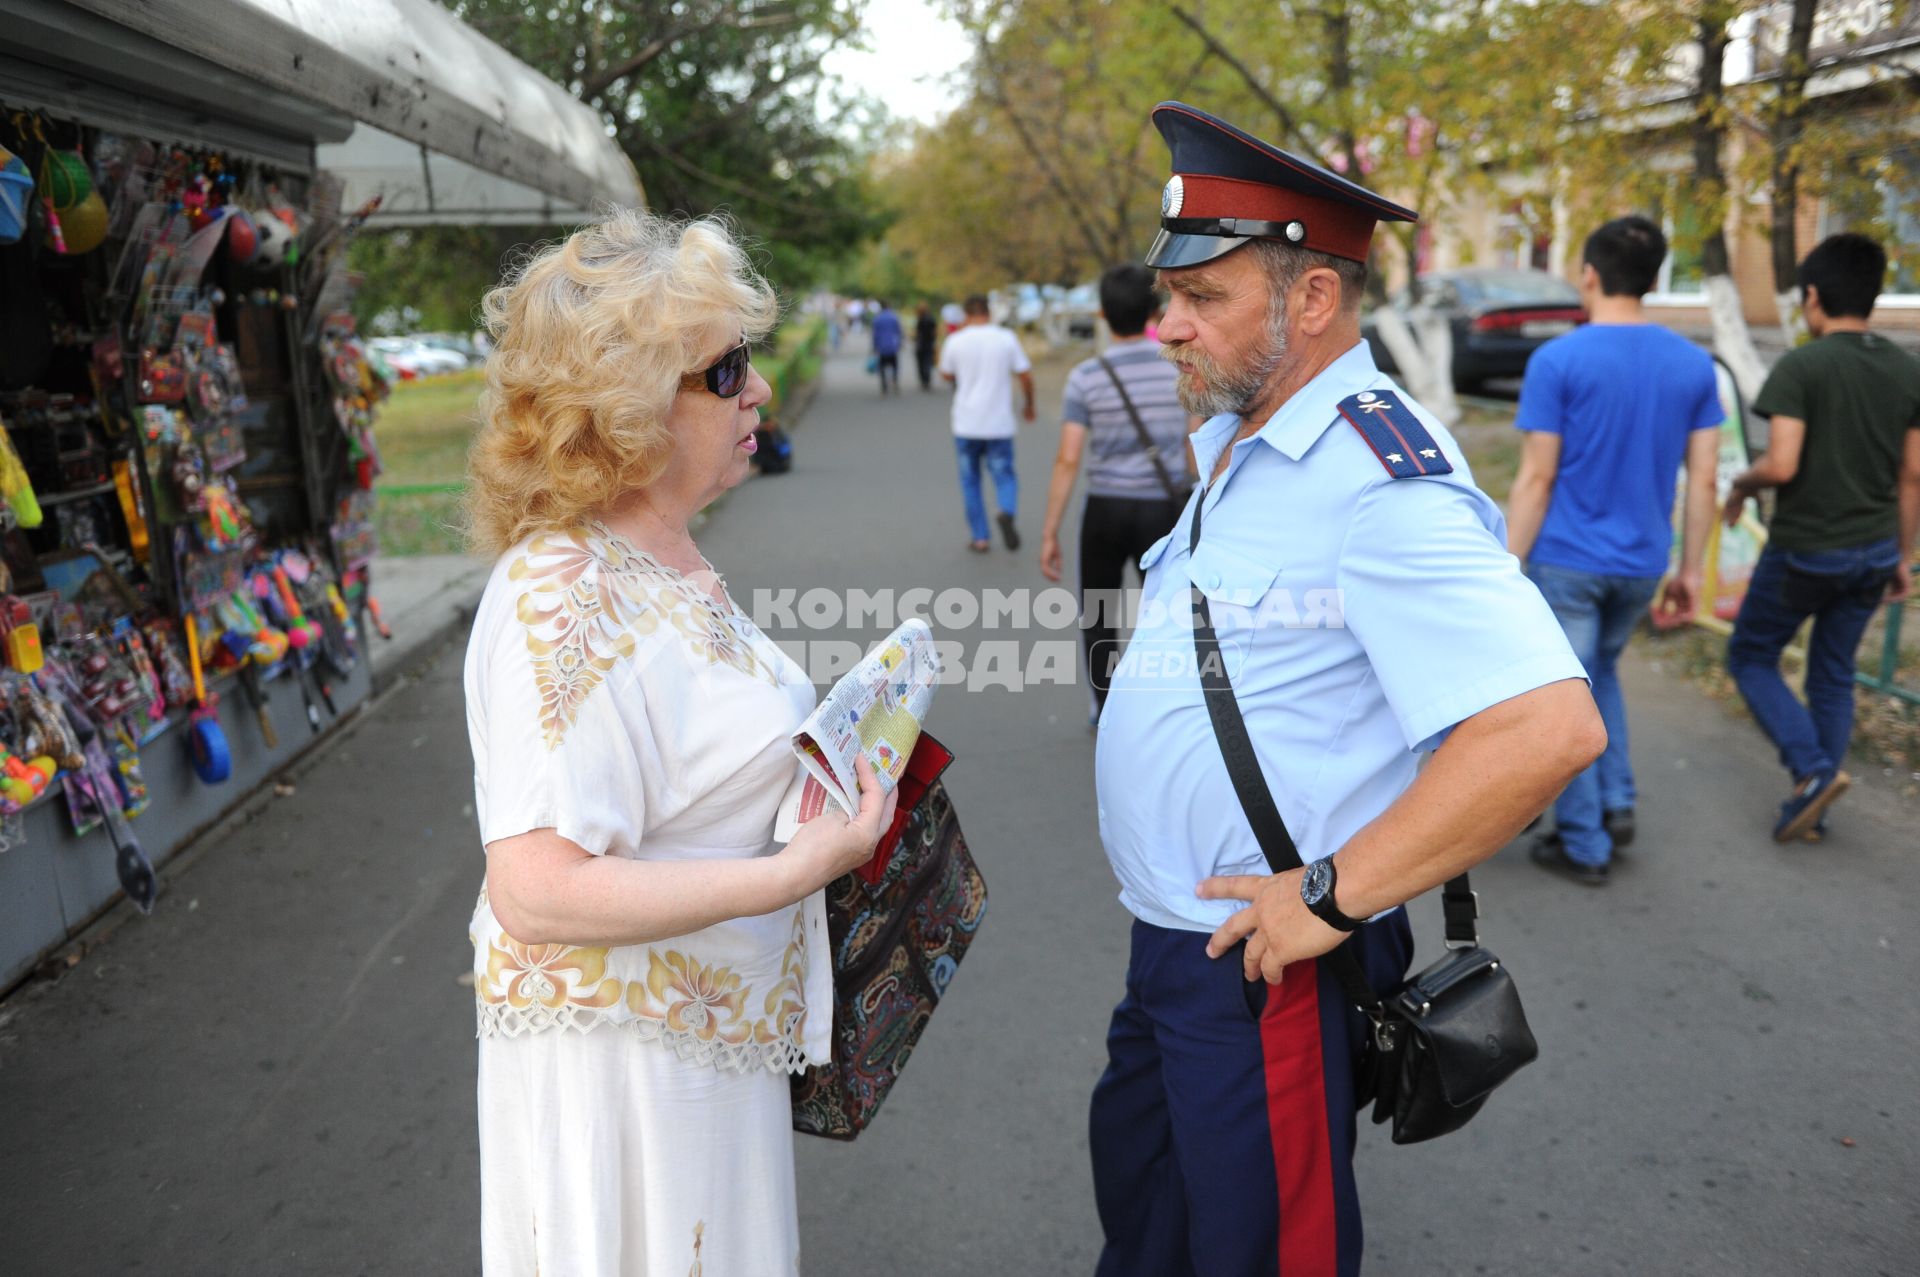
[464,210,778,555]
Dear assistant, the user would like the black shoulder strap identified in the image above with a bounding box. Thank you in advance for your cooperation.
[1097,354,1184,503]
[1187,490,1479,1014]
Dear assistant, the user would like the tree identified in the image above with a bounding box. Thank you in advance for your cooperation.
[350,1,888,325]
[1764,0,1820,338]
[1691,3,1770,399]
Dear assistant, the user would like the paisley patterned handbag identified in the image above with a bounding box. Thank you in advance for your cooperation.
[791,732,987,1140]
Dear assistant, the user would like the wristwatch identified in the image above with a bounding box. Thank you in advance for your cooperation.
[1300,858,1363,932]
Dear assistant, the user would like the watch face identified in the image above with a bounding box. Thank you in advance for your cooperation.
[1302,859,1333,905]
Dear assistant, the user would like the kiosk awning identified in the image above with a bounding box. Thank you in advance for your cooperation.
[14,0,643,222]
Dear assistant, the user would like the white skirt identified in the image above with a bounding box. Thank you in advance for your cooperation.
[478,1027,801,1276]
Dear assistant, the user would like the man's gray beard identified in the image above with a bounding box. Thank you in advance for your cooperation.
[1171,301,1291,419]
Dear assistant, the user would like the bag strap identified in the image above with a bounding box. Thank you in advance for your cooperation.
[1097,354,1184,503]
[1186,487,1480,1017]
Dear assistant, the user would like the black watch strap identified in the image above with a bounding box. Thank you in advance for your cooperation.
[1303,861,1364,932]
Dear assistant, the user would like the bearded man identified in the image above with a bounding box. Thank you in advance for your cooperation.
[1087,103,1606,1277]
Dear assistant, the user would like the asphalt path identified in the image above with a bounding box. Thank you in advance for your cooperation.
[1,346,1914,1275]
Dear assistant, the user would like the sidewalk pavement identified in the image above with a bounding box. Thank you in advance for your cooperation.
[366,553,493,692]
[0,347,1912,1274]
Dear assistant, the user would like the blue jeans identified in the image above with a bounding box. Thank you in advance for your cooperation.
[955,437,1017,542]
[1727,538,1899,783]
[1527,563,1661,866]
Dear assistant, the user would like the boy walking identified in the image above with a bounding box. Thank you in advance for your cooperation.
[1508,216,1724,884]
[939,295,1035,552]
[1724,233,1920,841]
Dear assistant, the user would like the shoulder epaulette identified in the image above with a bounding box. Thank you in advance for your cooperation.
[1334,389,1454,479]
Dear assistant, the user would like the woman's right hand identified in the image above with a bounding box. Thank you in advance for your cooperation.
[779,754,901,897]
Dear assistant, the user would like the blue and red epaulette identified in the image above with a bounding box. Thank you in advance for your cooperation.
[1334,389,1454,479]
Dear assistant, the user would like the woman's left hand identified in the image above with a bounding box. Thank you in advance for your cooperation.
[778,755,900,897]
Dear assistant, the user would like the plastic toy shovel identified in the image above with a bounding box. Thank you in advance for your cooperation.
[183,614,231,784]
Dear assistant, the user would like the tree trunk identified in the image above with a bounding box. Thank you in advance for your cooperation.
[1769,0,1818,343]
[1693,13,1768,402]
[1373,305,1459,425]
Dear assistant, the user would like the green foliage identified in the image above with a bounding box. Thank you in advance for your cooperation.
[444,0,889,296]
[349,226,560,334]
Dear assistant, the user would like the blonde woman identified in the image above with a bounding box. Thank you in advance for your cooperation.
[464,211,895,1275]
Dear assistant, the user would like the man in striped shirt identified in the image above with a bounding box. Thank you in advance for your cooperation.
[1039,263,1199,719]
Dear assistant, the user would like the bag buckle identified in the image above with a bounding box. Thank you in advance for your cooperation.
[1373,1018,1401,1052]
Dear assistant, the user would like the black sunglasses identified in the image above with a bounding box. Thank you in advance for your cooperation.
[682,341,752,398]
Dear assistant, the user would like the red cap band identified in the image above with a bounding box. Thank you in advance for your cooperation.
[1173,173,1376,262]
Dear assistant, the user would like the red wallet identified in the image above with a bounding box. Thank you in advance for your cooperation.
[861,731,954,885]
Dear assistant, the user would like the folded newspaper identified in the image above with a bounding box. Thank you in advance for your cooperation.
[774,619,940,841]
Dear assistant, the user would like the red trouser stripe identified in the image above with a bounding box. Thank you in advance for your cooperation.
[1260,957,1336,1275]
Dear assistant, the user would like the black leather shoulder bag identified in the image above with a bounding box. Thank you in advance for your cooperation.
[1186,488,1538,1145]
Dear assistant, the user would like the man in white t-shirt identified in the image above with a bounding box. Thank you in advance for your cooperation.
[938,294,1035,552]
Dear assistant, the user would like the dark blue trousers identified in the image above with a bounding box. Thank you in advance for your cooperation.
[1090,915,1413,1277]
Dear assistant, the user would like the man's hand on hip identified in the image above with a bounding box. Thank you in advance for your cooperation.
[1198,869,1346,984]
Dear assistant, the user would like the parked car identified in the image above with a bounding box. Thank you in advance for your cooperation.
[368,336,468,378]
[412,333,484,366]
[1062,283,1100,339]
[988,283,1046,328]
[1362,268,1585,392]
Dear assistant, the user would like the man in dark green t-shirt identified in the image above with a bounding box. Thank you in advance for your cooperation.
[1723,233,1920,842]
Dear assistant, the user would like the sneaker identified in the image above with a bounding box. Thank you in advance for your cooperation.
[1604,807,1635,851]
[1803,817,1829,844]
[1528,835,1609,886]
[1773,769,1850,843]
[997,511,1021,551]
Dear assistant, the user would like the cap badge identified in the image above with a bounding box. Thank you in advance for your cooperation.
[1285,221,1306,242]
[1161,175,1185,219]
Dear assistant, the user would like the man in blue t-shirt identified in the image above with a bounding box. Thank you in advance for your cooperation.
[1508,216,1724,884]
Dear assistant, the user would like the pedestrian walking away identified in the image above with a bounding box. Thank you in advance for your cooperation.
[1038,262,1197,720]
[461,210,896,1277]
[939,293,1035,552]
[1089,102,1603,1277]
[1505,215,1725,885]
[1722,232,1920,843]
[871,298,903,395]
[914,301,939,391]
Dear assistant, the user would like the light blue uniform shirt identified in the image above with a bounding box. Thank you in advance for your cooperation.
[1094,341,1586,934]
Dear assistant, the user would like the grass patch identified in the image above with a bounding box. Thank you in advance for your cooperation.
[376,369,485,487]
[375,490,468,557]
[1450,401,1520,502]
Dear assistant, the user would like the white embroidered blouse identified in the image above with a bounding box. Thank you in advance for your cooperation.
[464,523,830,1074]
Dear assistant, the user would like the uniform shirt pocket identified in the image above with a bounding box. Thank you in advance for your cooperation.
[1189,540,1281,612]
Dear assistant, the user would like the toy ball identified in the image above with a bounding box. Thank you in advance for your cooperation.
[58,189,108,254]
[253,211,293,265]
[224,209,258,263]
[44,150,92,210]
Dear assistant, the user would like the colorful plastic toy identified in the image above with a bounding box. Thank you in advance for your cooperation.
[183,614,231,784]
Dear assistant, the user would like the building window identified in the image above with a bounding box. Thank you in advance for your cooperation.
[1819,144,1920,299]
